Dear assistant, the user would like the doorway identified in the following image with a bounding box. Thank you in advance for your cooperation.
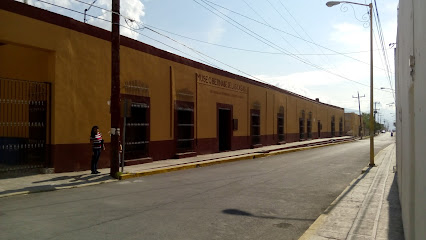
[0,78,51,171]
[299,118,305,140]
[318,121,321,138]
[218,108,231,151]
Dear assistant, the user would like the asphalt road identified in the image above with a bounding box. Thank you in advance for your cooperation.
[0,134,395,240]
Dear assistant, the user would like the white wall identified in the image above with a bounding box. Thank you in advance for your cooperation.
[396,0,426,239]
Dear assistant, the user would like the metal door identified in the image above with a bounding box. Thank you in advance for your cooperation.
[0,78,50,172]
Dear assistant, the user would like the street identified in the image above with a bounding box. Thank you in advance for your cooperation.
[0,134,395,240]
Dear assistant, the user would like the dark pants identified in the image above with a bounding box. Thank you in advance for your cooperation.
[91,148,101,173]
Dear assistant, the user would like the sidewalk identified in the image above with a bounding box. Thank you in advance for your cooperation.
[0,136,354,198]
[299,143,404,240]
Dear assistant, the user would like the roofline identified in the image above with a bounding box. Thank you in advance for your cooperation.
[1,0,344,110]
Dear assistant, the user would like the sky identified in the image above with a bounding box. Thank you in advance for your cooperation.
[21,0,398,129]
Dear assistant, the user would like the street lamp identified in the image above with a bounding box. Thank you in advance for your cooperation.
[326,1,375,167]
[83,0,98,23]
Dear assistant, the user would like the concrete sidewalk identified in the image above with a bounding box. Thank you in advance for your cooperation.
[0,136,354,198]
[299,143,404,240]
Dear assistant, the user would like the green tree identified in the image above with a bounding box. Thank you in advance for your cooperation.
[362,113,382,134]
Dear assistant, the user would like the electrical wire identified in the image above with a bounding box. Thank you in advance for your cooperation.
[32,0,392,92]
[276,0,342,74]
[264,0,309,54]
[36,0,110,23]
[192,0,374,88]
[35,0,223,69]
[72,0,392,78]
[238,0,311,64]
[372,1,395,100]
[200,0,389,73]
[142,24,388,56]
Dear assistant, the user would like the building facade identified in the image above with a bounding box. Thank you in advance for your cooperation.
[0,1,344,173]
[395,0,426,239]
[344,112,361,137]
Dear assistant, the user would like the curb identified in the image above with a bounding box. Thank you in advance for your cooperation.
[119,153,265,180]
[0,138,356,198]
[120,139,356,180]
[297,144,391,240]
[298,170,369,240]
[264,140,354,157]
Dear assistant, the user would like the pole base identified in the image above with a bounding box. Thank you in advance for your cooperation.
[369,163,376,167]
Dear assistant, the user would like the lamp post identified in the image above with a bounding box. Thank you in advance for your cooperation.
[326,1,375,166]
[83,0,98,23]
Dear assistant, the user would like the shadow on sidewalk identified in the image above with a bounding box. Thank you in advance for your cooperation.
[385,176,405,240]
[322,166,373,214]
[0,173,114,197]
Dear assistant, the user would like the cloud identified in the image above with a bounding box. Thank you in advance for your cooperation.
[330,23,370,50]
[87,0,145,39]
[207,17,226,44]
[24,0,146,40]
[255,73,335,104]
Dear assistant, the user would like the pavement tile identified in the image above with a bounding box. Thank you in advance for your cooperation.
[300,143,403,240]
[332,200,363,209]
[354,207,380,221]
[321,217,354,230]
[346,234,373,240]
[308,235,333,240]
[317,229,349,240]
[351,219,375,236]
[326,206,360,217]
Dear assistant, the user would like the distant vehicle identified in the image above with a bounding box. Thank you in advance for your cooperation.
[381,130,386,133]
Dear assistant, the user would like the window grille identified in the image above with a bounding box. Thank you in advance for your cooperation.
[277,113,285,141]
[176,105,194,152]
[125,102,149,159]
[251,112,260,145]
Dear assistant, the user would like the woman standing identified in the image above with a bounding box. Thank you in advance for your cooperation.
[90,126,105,174]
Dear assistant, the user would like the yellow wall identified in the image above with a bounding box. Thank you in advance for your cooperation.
[195,72,249,138]
[1,10,111,144]
[345,113,361,136]
[0,44,52,82]
[1,8,345,147]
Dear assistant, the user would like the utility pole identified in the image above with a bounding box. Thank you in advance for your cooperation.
[352,92,365,138]
[110,0,121,178]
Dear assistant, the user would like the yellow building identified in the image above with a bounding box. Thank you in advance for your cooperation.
[0,1,345,173]
[344,113,362,137]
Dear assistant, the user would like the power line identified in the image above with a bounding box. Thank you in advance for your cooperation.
[192,0,376,88]
[35,0,223,70]
[200,0,390,73]
[142,25,389,56]
[141,27,268,83]
[276,0,343,74]
[36,0,111,23]
[372,1,395,101]
[107,0,395,78]
[34,0,268,83]
[239,0,302,56]
[32,0,393,93]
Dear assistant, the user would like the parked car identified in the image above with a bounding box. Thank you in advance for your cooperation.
[381,130,386,133]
